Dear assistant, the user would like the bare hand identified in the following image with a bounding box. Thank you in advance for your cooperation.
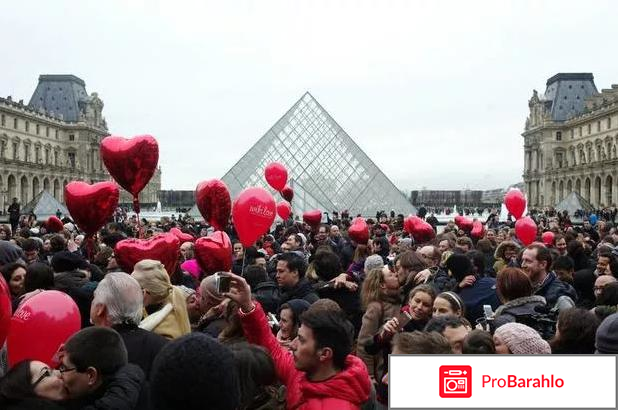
[414,269,431,284]
[381,317,400,336]
[459,275,476,288]
[222,272,254,313]
[333,273,349,289]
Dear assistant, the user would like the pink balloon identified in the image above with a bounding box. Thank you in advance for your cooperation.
[264,162,288,192]
[277,201,292,220]
[471,220,486,239]
[0,276,11,347]
[8,290,81,368]
[232,187,276,247]
[504,188,526,220]
[515,216,537,246]
[542,231,555,246]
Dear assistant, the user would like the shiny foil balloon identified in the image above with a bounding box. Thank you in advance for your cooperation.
[46,216,64,233]
[170,227,195,243]
[504,188,526,220]
[515,216,537,246]
[232,187,276,247]
[195,179,231,231]
[541,231,555,246]
[281,185,294,202]
[303,210,322,227]
[115,233,181,275]
[348,217,369,244]
[100,135,159,197]
[194,231,233,275]
[264,162,288,191]
[276,201,292,220]
[0,276,11,348]
[64,181,119,236]
[8,290,80,367]
[470,220,486,239]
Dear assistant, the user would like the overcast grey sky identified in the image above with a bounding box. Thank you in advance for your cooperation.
[1,0,616,192]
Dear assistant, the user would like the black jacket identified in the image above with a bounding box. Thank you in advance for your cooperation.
[492,295,547,330]
[536,271,577,308]
[279,278,319,306]
[316,283,362,335]
[53,270,96,329]
[113,323,168,378]
[573,268,596,308]
[253,281,280,314]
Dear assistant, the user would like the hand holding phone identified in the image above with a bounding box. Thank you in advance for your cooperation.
[215,272,231,294]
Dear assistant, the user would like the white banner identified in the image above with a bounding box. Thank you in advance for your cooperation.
[389,355,616,409]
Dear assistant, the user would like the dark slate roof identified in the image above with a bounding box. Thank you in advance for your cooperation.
[28,75,90,122]
[543,73,598,122]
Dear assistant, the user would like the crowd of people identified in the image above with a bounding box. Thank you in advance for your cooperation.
[1,205,618,410]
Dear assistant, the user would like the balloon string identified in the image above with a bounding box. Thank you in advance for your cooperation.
[133,197,143,239]
[241,252,246,277]
[86,235,95,261]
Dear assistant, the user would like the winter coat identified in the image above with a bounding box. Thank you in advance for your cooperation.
[316,284,362,335]
[1,398,64,410]
[279,278,319,306]
[239,303,371,410]
[573,268,596,308]
[492,295,547,329]
[426,267,457,295]
[63,363,149,410]
[113,323,168,378]
[356,295,401,381]
[53,270,96,329]
[457,276,501,325]
[253,281,281,314]
[139,287,191,340]
[492,241,520,273]
[535,271,577,308]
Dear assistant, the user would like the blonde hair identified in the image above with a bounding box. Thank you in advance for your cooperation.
[360,267,386,309]
[132,259,172,305]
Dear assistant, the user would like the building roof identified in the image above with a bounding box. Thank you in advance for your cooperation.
[28,75,90,122]
[542,73,598,122]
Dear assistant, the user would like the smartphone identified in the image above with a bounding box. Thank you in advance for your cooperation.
[215,273,231,294]
[483,304,494,319]
[397,309,413,330]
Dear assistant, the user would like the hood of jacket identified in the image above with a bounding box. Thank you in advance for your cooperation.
[494,240,520,260]
[53,270,89,291]
[299,355,371,406]
[494,295,546,317]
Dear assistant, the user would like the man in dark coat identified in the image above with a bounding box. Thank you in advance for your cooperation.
[90,272,167,378]
[275,252,319,305]
[7,198,20,236]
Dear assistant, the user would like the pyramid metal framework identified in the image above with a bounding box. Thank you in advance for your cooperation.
[221,92,416,216]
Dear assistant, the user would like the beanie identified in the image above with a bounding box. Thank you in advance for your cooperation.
[280,299,311,326]
[180,259,201,280]
[595,312,618,354]
[51,251,88,273]
[150,333,240,410]
[494,323,551,354]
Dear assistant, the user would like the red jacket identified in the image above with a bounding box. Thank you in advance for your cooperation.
[239,303,371,409]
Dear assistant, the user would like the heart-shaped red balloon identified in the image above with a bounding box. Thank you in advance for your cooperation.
[115,233,180,275]
[515,216,537,246]
[194,231,233,275]
[404,216,435,243]
[46,216,64,233]
[232,187,276,247]
[195,179,231,231]
[348,217,369,244]
[277,201,292,220]
[504,188,526,220]
[65,182,119,236]
[470,220,486,239]
[100,135,159,197]
[170,227,195,243]
[541,231,555,246]
[454,215,474,232]
[0,276,11,348]
[281,185,294,202]
[264,162,288,191]
[303,210,322,227]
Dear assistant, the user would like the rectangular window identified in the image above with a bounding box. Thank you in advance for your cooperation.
[579,127,582,136]
[1,114,5,126]
[69,134,75,141]
[25,121,29,132]
[55,129,58,139]
[68,152,76,168]
[597,121,601,132]
[45,149,49,164]
[36,124,40,135]
[24,145,30,162]
[588,124,592,134]
[13,118,18,129]
[46,127,49,137]
[35,147,40,163]
[556,131,562,141]
[570,129,574,139]
[608,117,612,129]
[54,151,58,166]
[12,142,18,160]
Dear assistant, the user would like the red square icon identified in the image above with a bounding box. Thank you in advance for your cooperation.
[439,365,472,398]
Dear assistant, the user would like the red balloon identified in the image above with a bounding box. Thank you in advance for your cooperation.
[303,210,322,227]
[542,231,555,246]
[7,290,80,367]
[195,179,232,231]
[281,185,294,202]
[264,162,288,191]
[454,215,464,226]
[348,217,369,244]
[100,135,159,197]
[471,220,486,239]
[194,231,233,275]
[277,201,292,220]
[404,216,435,243]
[232,187,276,247]
[515,216,537,246]
[46,216,64,233]
[0,276,11,347]
[504,188,526,220]
[65,181,119,236]
[115,233,181,275]
[170,227,195,243]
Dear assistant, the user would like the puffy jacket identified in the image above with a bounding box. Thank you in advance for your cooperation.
[457,276,501,325]
[492,295,547,329]
[253,281,281,314]
[536,271,577,308]
[239,303,371,409]
[279,279,319,306]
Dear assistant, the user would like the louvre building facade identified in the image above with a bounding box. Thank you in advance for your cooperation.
[523,73,618,208]
[0,75,160,215]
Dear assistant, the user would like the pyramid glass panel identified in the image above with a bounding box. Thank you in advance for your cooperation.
[221,93,416,216]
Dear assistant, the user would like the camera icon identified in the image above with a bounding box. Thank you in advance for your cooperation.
[439,365,472,398]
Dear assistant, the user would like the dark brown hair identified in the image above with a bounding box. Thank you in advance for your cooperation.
[496,267,533,302]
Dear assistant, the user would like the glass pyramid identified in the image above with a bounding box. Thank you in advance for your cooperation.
[221,92,416,217]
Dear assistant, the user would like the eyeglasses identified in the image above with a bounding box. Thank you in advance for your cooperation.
[32,368,52,388]
[58,364,77,374]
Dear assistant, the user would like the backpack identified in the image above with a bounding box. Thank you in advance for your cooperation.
[509,295,575,340]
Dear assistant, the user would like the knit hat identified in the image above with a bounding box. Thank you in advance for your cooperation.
[494,323,551,354]
[364,254,384,272]
[181,259,202,280]
[51,251,89,273]
[595,312,618,354]
[279,299,311,326]
[150,333,240,410]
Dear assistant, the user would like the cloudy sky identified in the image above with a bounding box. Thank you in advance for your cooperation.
[1,0,616,192]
